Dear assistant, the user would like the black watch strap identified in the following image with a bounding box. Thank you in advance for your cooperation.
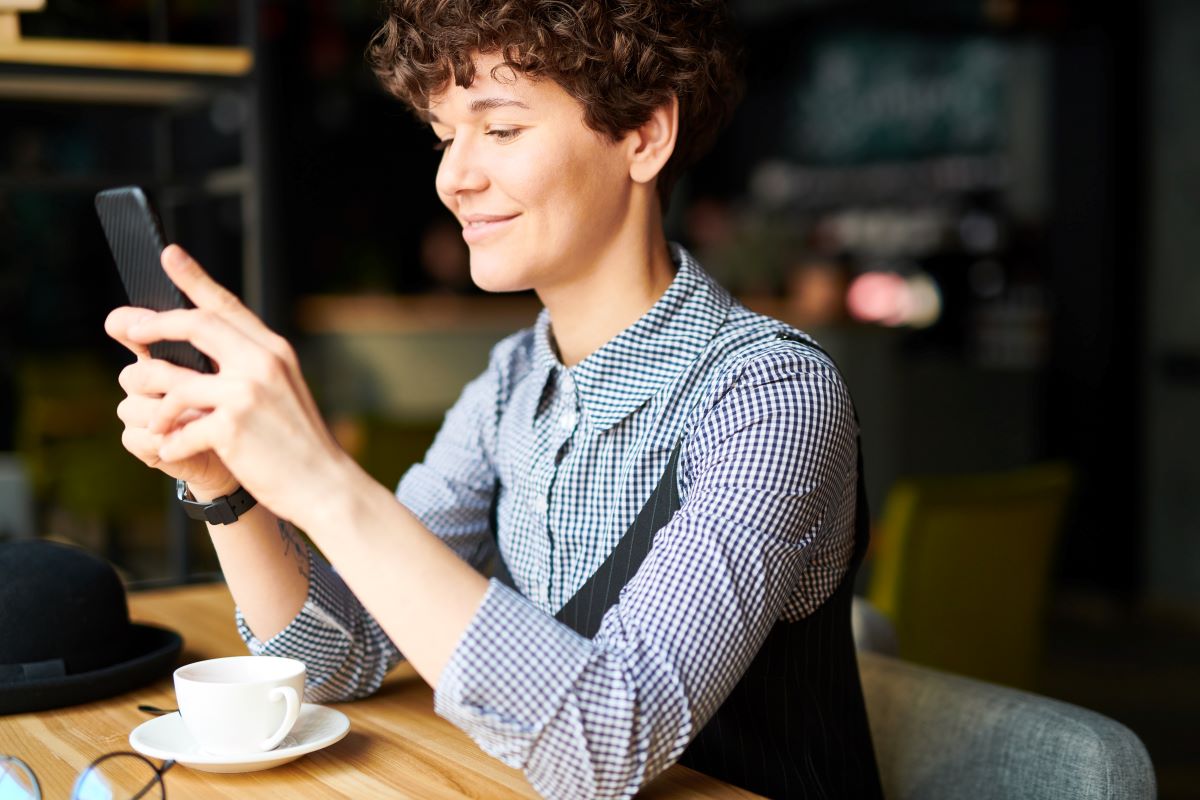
[176,480,258,525]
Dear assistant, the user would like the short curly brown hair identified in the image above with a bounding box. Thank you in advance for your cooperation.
[366,0,743,210]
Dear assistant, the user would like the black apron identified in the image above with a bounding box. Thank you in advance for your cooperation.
[496,335,884,799]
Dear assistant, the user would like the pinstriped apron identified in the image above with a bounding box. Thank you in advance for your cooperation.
[498,335,883,799]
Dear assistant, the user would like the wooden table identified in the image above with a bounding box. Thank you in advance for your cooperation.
[0,583,762,799]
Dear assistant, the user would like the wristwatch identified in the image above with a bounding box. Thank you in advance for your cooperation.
[176,480,258,525]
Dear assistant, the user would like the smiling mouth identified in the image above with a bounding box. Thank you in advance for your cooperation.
[461,215,518,242]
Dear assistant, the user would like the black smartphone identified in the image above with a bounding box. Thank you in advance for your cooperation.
[95,186,214,373]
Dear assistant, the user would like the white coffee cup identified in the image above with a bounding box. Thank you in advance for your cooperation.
[173,656,306,756]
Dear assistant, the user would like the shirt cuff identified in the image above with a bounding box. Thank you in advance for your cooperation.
[434,578,595,767]
[235,550,358,662]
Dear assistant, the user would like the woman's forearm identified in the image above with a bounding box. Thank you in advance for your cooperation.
[292,456,490,690]
[201,498,311,643]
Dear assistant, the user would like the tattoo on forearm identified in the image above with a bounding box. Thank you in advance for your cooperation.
[277,520,310,579]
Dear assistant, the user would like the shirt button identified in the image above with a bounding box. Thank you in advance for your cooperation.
[558,412,578,431]
[531,496,549,514]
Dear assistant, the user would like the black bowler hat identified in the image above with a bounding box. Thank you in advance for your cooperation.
[0,539,183,715]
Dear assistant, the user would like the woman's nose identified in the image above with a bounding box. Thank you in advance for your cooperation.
[435,137,488,198]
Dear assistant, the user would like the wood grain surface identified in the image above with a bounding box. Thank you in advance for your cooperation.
[0,38,251,74]
[0,583,762,799]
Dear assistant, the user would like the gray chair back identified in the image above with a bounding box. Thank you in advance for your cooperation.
[858,650,1157,800]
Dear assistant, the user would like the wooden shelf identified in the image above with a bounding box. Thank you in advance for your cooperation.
[0,29,252,105]
[0,72,224,104]
[0,37,251,75]
[297,293,542,335]
[297,293,842,336]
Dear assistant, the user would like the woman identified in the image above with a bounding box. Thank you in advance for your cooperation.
[106,1,882,797]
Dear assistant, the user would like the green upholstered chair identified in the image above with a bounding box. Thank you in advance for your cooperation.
[16,355,168,558]
[866,462,1074,689]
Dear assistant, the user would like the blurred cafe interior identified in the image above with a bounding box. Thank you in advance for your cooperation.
[0,0,1196,797]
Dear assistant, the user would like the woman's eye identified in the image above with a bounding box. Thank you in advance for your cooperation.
[487,128,521,142]
[433,139,453,152]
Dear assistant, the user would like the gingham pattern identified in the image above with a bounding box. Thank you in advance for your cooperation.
[237,245,859,799]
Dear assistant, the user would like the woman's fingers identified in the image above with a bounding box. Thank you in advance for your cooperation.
[158,245,276,357]
[161,245,246,318]
[127,306,259,374]
[142,247,322,423]
[121,413,215,471]
[119,392,208,431]
[116,248,299,385]
[118,357,199,398]
[121,426,166,467]
[158,409,226,464]
[148,372,248,437]
[162,245,308,371]
[105,306,155,359]
[116,394,159,427]
[160,245,289,356]
[127,309,316,427]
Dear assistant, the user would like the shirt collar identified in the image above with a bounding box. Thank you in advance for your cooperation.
[531,244,732,432]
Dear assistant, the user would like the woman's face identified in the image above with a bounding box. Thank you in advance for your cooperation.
[428,53,635,294]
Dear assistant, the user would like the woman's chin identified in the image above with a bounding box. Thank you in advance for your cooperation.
[468,258,533,294]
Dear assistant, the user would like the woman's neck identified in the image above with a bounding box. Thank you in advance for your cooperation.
[537,218,675,367]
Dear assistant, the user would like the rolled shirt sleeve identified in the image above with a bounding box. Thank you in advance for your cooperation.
[237,549,404,702]
[433,349,859,799]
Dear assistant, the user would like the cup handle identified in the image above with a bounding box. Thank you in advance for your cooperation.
[259,686,301,751]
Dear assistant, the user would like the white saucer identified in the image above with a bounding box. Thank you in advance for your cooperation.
[129,703,350,773]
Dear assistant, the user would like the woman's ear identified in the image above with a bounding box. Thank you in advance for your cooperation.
[627,96,679,185]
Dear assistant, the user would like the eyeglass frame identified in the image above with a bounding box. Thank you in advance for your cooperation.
[0,751,175,800]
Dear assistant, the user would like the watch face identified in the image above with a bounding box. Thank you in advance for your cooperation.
[177,480,208,521]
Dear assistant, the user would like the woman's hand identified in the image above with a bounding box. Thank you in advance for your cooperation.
[107,304,236,500]
[114,244,351,520]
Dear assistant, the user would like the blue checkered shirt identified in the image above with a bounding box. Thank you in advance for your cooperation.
[238,245,859,799]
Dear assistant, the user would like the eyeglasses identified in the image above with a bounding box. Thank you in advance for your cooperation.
[0,753,175,800]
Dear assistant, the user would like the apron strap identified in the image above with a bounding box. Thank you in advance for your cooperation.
[552,440,683,637]
[492,331,869,640]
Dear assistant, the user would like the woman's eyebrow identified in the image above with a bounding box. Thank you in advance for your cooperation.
[427,97,531,124]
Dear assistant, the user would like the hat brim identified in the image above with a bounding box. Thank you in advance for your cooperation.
[0,623,183,716]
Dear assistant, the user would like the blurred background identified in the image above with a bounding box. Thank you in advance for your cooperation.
[0,0,1196,795]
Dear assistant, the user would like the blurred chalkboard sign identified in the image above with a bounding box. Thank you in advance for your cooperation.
[788,32,1006,163]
